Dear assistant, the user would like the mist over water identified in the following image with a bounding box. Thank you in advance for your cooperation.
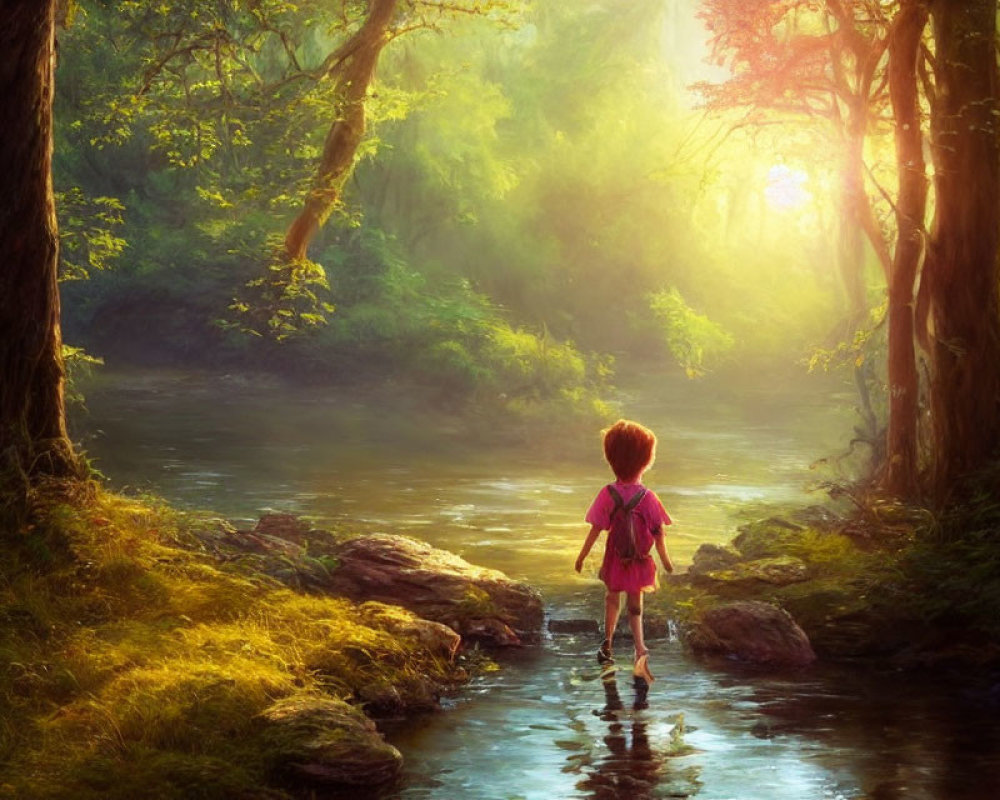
[72,367,855,597]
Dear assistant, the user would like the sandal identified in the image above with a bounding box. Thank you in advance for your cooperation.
[633,652,655,684]
[597,641,614,666]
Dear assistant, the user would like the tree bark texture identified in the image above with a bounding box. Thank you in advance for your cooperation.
[284,0,400,262]
[883,0,929,500]
[0,0,77,482]
[924,0,1000,501]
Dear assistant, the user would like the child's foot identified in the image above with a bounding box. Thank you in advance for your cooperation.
[597,641,614,666]
[633,651,655,684]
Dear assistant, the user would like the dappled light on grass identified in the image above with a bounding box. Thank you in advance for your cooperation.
[0,487,465,798]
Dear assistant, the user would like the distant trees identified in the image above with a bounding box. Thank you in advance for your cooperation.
[0,0,78,487]
[85,0,519,338]
[700,0,1000,504]
[696,0,892,324]
[59,0,830,381]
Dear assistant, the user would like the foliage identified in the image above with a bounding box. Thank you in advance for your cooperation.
[61,345,105,412]
[228,240,335,340]
[56,188,127,282]
[895,478,1000,638]
[0,485,464,798]
[306,227,614,424]
[53,0,846,425]
[648,288,734,377]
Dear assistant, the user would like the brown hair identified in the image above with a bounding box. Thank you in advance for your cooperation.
[602,419,657,482]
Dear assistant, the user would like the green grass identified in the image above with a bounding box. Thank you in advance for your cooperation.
[660,495,1000,665]
[0,482,465,798]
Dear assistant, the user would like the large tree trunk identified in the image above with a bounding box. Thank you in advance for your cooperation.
[284,0,399,261]
[0,0,77,485]
[925,0,1000,502]
[882,0,929,500]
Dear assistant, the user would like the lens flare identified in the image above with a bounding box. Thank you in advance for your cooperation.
[764,164,810,210]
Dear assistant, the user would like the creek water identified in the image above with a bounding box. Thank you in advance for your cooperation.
[72,369,1000,800]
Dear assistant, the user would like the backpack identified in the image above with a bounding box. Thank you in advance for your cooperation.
[606,485,649,563]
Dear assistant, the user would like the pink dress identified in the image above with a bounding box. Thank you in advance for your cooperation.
[585,481,672,593]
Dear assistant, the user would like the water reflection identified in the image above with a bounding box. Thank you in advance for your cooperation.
[578,717,661,799]
[733,667,1000,800]
[72,370,847,602]
[575,678,703,799]
[80,371,1000,799]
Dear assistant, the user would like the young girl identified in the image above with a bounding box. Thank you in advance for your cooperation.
[575,419,674,686]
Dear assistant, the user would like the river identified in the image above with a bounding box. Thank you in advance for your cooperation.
[71,369,1000,800]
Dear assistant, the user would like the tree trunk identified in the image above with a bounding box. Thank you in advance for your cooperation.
[925,0,1000,502]
[284,0,399,261]
[883,0,929,500]
[0,0,77,485]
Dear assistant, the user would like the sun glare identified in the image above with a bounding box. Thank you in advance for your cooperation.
[764,164,810,211]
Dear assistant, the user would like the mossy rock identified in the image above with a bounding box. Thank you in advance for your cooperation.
[356,675,442,717]
[260,695,402,788]
[327,534,544,645]
[732,517,806,560]
[685,601,816,667]
[688,544,742,576]
[693,556,810,596]
[356,601,461,661]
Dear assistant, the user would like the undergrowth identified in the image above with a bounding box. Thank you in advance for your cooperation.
[661,489,1000,666]
[893,485,1000,641]
[0,481,462,799]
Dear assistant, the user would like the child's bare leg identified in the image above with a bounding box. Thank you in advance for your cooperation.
[626,591,646,656]
[603,591,622,651]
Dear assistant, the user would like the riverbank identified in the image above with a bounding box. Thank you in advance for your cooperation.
[53,367,1000,797]
[658,494,1000,672]
[0,482,541,799]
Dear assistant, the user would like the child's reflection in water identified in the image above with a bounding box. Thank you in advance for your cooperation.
[577,678,701,799]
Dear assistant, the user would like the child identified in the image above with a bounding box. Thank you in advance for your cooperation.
[575,419,674,694]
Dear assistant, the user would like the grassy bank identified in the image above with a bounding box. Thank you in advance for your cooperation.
[656,493,1000,669]
[0,481,468,799]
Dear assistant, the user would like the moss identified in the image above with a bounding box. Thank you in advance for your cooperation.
[663,507,919,660]
[667,494,1000,667]
[0,484,467,798]
[455,584,499,619]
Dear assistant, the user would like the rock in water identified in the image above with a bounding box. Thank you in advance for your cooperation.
[547,618,601,635]
[261,696,402,787]
[688,543,742,576]
[686,601,816,667]
[328,534,544,645]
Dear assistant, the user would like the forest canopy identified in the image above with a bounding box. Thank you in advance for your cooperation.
[31,0,999,502]
[55,0,843,400]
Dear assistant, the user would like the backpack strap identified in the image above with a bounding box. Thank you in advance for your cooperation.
[606,485,646,514]
[624,488,646,512]
[606,484,624,511]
